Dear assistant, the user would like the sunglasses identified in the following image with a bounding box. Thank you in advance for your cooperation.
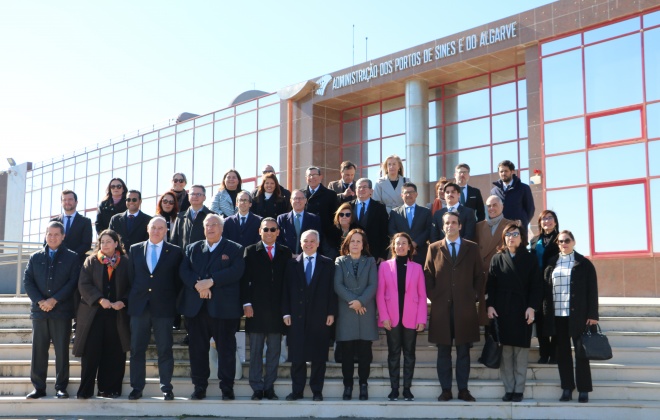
[558,239,572,244]
[262,170,274,174]
[110,184,123,189]
[172,178,185,183]
[338,212,352,218]
[261,227,278,232]
[161,199,175,205]
[125,198,140,203]
[504,232,520,238]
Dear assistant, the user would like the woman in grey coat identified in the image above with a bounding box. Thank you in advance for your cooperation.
[334,228,378,401]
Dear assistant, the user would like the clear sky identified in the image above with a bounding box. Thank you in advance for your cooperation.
[0,0,554,168]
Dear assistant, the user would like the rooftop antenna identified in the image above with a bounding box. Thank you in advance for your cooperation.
[365,37,368,61]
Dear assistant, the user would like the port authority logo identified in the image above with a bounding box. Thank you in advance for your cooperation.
[315,75,332,96]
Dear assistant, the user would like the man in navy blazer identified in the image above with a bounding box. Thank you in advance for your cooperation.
[108,190,151,251]
[388,182,433,265]
[454,163,486,223]
[222,191,262,248]
[431,183,476,243]
[277,189,322,255]
[49,190,92,265]
[126,217,182,401]
[178,214,245,401]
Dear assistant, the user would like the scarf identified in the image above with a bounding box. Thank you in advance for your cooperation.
[97,250,121,280]
[172,190,187,206]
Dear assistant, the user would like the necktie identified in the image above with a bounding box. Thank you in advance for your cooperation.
[49,250,55,261]
[406,207,413,229]
[294,214,302,253]
[450,242,457,263]
[460,187,466,205]
[65,216,72,234]
[359,202,365,221]
[240,216,246,226]
[128,214,135,231]
[305,256,314,285]
[150,244,158,272]
[191,210,197,221]
[266,245,273,260]
[448,206,454,213]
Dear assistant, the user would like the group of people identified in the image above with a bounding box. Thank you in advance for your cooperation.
[23,155,599,404]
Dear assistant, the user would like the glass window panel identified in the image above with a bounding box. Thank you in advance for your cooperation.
[545,152,586,188]
[343,107,361,120]
[649,103,660,139]
[86,175,98,210]
[113,140,127,150]
[492,142,518,174]
[444,75,489,96]
[52,168,63,185]
[40,187,51,218]
[342,145,360,168]
[41,171,52,188]
[429,128,441,154]
[519,169,530,185]
[215,108,234,120]
[651,179,660,252]
[258,104,280,129]
[491,67,516,85]
[177,121,193,133]
[126,164,142,194]
[593,183,647,253]
[235,134,257,179]
[143,140,158,161]
[445,117,490,151]
[342,120,360,144]
[127,145,141,165]
[546,187,590,255]
[31,190,41,219]
[31,174,42,191]
[143,131,158,142]
[214,117,234,140]
[519,110,528,138]
[541,34,581,56]
[193,145,213,188]
[176,129,194,152]
[585,34,643,113]
[444,146,491,177]
[362,102,380,116]
[363,140,381,166]
[54,160,63,169]
[51,187,61,216]
[195,114,213,126]
[518,80,527,108]
[160,126,175,137]
[63,165,74,182]
[258,127,279,173]
[235,111,257,136]
[159,136,174,156]
[194,123,213,147]
[584,17,639,44]
[544,117,585,155]
[75,153,87,163]
[519,139,529,169]
[649,140,660,176]
[428,155,438,182]
[157,155,174,193]
[87,157,99,175]
[382,109,405,137]
[491,82,517,114]
[492,112,518,143]
[74,178,85,203]
[259,93,279,107]
[444,88,490,123]
[24,191,32,220]
[142,197,157,215]
[364,115,380,140]
[31,219,40,236]
[589,109,641,145]
[382,96,405,112]
[382,135,405,161]
[236,100,257,114]
[127,136,142,147]
[113,167,126,186]
[213,141,234,185]
[175,150,193,183]
[141,160,158,199]
[644,28,660,101]
[113,149,126,168]
[366,165,381,181]
[542,50,584,121]
[645,10,660,27]
[589,143,646,183]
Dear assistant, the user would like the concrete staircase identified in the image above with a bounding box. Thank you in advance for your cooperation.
[0,296,659,419]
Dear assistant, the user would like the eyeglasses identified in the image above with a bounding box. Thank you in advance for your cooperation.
[190,193,204,197]
[558,239,572,244]
[262,170,274,174]
[125,198,140,203]
[541,217,554,222]
[99,241,115,246]
[161,199,175,205]
[338,212,352,218]
[205,222,221,228]
[237,199,250,203]
[172,178,185,183]
[110,184,123,189]
[306,173,320,177]
[504,232,520,238]
[292,197,306,201]
[261,227,278,232]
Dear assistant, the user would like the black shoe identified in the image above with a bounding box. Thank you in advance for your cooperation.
[98,391,119,398]
[559,389,572,402]
[128,389,143,400]
[547,357,558,364]
[402,387,414,401]
[164,391,174,401]
[264,389,279,400]
[438,389,453,401]
[190,389,206,400]
[502,392,513,402]
[26,389,46,399]
[251,391,263,401]
[578,392,589,403]
[342,386,352,401]
[388,388,399,401]
[76,394,91,399]
[56,390,69,399]
[285,392,303,401]
[537,356,549,364]
[458,389,476,402]
[312,392,323,401]
[358,384,368,401]
[512,392,523,402]
[222,389,235,401]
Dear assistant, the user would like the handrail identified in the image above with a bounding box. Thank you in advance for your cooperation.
[0,241,44,297]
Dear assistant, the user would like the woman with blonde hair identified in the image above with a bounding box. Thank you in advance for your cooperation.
[373,155,409,213]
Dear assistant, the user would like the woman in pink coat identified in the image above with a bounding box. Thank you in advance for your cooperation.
[377,232,427,402]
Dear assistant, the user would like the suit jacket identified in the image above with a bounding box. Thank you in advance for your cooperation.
[178,238,245,319]
[251,193,291,219]
[333,255,379,341]
[373,176,408,213]
[170,205,216,251]
[222,212,262,248]
[350,199,390,261]
[108,210,151,252]
[430,204,476,243]
[95,199,127,234]
[50,212,93,265]
[127,241,183,318]
[475,217,513,277]
[241,242,292,334]
[304,184,338,236]
[23,245,80,319]
[388,204,433,265]
[377,259,427,329]
[462,184,486,223]
[327,179,355,204]
[282,253,337,362]
[276,210,322,254]
[424,239,485,345]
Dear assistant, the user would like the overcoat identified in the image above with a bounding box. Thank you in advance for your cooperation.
[372,176,408,213]
[333,255,379,342]
[475,218,513,277]
[424,239,485,346]
[349,199,390,261]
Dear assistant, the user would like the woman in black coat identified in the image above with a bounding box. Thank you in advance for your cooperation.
[95,178,128,234]
[251,173,291,219]
[322,202,360,260]
[530,209,560,363]
[542,230,599,403]
[487,223,542,403]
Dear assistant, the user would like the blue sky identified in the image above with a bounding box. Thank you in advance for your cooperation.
[0,0,554,167]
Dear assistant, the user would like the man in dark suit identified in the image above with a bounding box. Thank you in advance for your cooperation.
[24,221,80,399]
[425,212,485,403]
[454,163,485,222]
[304,166,338,236]
[241,217,292,401]
[222,191,262,248]
[282,230,337,401]
[170,185,216,251]
[49,190,92,265]
[108,190,151,251]
[126,217,183,401]
[178,214,245,401]
[277,189,322,255]
[326,160,357,204]
[388,182,432,265]
[350,178,389,263]
[490,160,535,237]
[431,182,476,243]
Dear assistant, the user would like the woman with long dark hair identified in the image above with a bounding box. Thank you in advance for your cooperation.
[322,202,360,260]
[155,191,179,241]
[95,178,128,234]
[251,172,291,219]
[211,169,246,217]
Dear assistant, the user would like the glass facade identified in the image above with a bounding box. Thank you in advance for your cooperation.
[541,10,660,256]
[22,93,281,242]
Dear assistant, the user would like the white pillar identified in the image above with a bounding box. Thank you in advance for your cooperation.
[1,162,28,241]
[405,79,429,205]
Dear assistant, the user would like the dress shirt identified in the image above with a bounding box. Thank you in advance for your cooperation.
[128,210,141,217]
[356,198,371,220]
[263,241,276,258]
[404,204,416,220]
[147,240,163,273]
[303,252,317,277]
[446,236,462,257]
[205,238,222,253]
[446,202,460,213]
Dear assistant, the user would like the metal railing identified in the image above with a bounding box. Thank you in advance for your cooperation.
[0,241,43,296]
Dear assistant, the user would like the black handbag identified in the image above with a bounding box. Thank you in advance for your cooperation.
[479,318,503,368]
[576,324,613,360]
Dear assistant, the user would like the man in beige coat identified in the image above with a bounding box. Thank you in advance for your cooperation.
[424,211,485,403]
[475,195,513,283]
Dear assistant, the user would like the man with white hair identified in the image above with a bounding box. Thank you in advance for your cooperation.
[475,195,513,278]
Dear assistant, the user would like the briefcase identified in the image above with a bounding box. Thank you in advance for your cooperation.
[576,324,613,361]
[479,318,503,369]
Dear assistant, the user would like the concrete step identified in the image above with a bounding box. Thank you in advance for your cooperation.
[0,314,32,328]
[599,297,660,317]
[599,316,660,332]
